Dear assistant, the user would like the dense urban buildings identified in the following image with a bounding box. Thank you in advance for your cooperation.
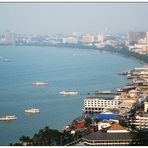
[1,30,148,145]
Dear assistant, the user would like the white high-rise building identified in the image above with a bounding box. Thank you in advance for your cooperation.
[98,33,104,42]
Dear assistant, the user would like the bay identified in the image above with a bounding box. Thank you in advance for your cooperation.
[0,46,142,145]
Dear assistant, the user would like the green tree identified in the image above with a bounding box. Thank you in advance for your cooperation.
[84,117,92,127]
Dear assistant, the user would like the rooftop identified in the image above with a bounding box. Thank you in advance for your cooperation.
[108,123,127,131]
[83,131,136,141]
[85,96,114,100]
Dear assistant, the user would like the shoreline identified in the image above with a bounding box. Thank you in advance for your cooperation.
[0,44,146,145]
[1,44,147,66]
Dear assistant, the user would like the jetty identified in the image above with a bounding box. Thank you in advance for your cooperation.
[95,90,118,95]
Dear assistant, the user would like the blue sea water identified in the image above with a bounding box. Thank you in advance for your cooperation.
[0,46,142,145]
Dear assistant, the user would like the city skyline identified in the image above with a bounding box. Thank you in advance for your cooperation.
[0,3,148,34]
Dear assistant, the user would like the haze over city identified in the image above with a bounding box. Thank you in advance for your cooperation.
[0,3,148,34]
[1,2,148,146]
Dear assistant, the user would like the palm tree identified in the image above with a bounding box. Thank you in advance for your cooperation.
[19,136,32,146]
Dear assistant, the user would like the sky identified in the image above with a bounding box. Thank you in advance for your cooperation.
[0,3,148,34]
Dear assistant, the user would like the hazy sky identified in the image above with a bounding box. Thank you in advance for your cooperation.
[0,3,148,34]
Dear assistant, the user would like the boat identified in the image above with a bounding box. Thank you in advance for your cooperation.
[25,108,40,113]
[2,59,11,62]
[32,81,48,86]
[0,115,17,121]
[59,91,78,95]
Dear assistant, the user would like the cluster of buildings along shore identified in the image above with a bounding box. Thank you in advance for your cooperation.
[1,30,148,55]
[59,67,148,146]
[1,30,148,145]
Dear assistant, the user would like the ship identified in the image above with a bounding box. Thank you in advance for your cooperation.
[25,108,40,113]
[59,91,78,95]
[32,81,48,86]
[0,115,17,121]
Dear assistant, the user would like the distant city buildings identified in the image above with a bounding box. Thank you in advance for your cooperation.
[82,34,94,44]
[4,30,15,45]
[97,33,104,43]
[0,30,15,45]
[146,32,148,45]
[128,32,146,45]
[128,31,148,54]
[0,29,148,55]
[62,37,78,44]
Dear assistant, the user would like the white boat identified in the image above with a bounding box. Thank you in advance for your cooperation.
[2,59,11,62]
[59,91,78,95]
[25,108,40,113]
[0,115,17,121]
[32,81,48,86]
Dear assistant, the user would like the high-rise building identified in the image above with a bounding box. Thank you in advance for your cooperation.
[128,32,146,45]
[4,30,15,45]
[97,33,104,42]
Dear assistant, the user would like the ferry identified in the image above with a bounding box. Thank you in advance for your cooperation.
[25,108,40,113]
[59,91,78,95]
[32,81,48,86]
[0,115,17,121]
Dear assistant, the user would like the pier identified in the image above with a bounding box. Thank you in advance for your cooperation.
[95,90,119,95]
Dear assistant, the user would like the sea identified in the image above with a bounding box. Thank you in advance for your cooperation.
[0,46,142,145]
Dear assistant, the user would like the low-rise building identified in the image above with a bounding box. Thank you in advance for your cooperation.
[83,97,120,113]
[132,114,148,130]
[82,123,140,146]
[97,122,111,130]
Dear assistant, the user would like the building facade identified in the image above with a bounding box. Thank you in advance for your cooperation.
[4,30,15,45]
[83,97,120,113]
[132,115,148,130]
[82,123,140,146]
[128,32,146,45]
[82,34,94,43]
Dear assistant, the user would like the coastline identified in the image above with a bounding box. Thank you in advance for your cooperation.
[1,44,147,66]
[0,44,145,145]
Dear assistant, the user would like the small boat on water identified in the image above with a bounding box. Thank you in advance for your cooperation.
[25,108,40,114]
[32,81,48,86]
[0,115,17,121]
[59,91,78,95]
[2,59,11,62]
